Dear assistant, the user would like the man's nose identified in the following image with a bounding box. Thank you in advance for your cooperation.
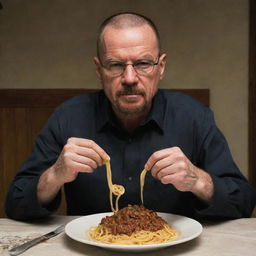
[121,64,138,85]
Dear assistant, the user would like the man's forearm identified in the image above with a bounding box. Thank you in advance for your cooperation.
[37,166,63,206]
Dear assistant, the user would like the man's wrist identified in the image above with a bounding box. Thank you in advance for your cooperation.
[191,168,214,204]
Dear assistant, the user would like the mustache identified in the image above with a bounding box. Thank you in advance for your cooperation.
[116,88,145,97]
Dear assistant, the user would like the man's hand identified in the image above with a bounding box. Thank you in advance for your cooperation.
[37,138,109,205]
[53,137,109,184]
[144,147,214,203]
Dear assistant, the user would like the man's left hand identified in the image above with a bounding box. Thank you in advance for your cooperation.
[144,147,214,203]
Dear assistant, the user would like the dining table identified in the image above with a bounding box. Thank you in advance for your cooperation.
[0,215,255,256]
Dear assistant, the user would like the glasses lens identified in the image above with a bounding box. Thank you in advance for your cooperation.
[134,61,154,75]
[106,62,124,76]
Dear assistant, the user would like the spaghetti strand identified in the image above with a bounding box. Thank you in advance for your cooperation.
[104,159,125,212]
[140,168,148,205]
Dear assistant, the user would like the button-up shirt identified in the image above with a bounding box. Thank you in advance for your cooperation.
[5,89,256,220]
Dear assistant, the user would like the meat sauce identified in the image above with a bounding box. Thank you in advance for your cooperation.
[100,205,168,235]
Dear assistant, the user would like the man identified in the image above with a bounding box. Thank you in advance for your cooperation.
[5,12,256,220]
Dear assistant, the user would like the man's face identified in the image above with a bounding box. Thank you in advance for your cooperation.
[94,24,166,117]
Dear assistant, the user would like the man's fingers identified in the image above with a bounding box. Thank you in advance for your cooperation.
[67,137,110,164]
[145,147,182,171]
[144,148,171,171]
[150,157,176,178]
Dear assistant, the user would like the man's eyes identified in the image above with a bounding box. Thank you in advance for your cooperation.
[108,62,124,69]
[135,61,152,67]
[107,60,153,68]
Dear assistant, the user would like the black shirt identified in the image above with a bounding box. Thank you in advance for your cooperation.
[5,89,256,220]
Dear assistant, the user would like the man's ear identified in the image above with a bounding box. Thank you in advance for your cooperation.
[94,56,102,80]
[159,53,167,80]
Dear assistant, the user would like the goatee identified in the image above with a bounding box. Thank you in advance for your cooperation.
[114,89,147,116]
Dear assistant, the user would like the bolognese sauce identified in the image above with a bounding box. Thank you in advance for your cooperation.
[100,204,168,236]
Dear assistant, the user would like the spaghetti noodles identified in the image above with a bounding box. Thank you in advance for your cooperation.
[88,205,178,245]
[104,159,125,212]
[140,168,148,205]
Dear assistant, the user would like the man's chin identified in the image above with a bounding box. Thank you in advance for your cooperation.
[116,103,146,116]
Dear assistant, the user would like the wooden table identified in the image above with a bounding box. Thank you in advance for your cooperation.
[0,216,255,256]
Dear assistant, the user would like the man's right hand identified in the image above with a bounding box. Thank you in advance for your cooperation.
[53,137,110,184]
[37,137,109,205]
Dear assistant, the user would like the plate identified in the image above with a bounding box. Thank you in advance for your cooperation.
[65,212,203,252]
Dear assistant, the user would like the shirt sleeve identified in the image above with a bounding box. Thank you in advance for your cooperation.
[5,108,64,220]
[193,108,256,219]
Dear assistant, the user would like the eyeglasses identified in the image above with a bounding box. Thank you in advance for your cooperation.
[100,56,160,77]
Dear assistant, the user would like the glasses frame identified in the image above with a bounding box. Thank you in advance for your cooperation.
[99,55,161,77]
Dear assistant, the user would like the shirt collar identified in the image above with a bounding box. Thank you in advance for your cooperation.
[96,89,166,133]
[142,89,165,133]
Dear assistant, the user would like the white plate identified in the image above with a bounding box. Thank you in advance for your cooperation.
[65,212,203,252]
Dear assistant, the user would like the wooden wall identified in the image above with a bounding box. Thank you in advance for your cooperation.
[0,89,209,218]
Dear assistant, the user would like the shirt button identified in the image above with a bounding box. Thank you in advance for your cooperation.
[128,176,132,181]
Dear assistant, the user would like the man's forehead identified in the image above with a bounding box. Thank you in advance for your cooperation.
[102,24,156,40]
[100,25,159,56]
